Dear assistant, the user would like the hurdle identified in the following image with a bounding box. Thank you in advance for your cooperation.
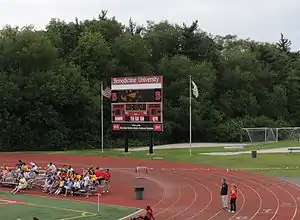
[135,166,148,179]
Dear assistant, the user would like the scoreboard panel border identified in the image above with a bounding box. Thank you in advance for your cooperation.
[110,75,163,132]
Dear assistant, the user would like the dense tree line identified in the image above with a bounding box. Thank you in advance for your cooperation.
[0,11,299,151]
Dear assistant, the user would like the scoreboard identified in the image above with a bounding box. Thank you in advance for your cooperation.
[111,76,163,132]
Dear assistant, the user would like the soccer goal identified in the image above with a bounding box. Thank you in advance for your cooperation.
[274,127,300,142]
[241,127,277,143]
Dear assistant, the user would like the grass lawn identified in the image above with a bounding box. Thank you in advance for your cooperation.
[0,191,138,220]
[22,140,300,156]
[16,141,300,177]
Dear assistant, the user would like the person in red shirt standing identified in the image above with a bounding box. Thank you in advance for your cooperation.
[229,184,238,213]
[95,167,103,185]
[103,169,111,193]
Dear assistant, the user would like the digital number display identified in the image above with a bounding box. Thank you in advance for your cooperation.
[112,102,162,123]
[126,104,146,111]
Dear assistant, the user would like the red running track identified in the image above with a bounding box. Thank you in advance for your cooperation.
[0,153,300,220]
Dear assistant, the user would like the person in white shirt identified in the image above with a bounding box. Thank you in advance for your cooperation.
[30,162,39,175]
[71,179,81,195]
[83,174,90,189]
[23,171,30,179]
[67,165,74,174]
[46,162,56,174]
[56,169,61,177]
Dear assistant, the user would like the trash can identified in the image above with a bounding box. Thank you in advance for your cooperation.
[134,187,144,200]
[251,150,257,158]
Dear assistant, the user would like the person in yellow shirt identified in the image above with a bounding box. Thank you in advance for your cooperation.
[22,163,29,172]
[54,178,65,195]
[11,176,27,194]
[91,174,97,182]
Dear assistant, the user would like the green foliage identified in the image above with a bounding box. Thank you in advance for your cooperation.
[0,13,299,151]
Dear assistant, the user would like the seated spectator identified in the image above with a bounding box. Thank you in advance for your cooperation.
[43,175,53,192]
[83,173,90,189]
[2,163,8,170]
[56,168,61,177]
[67,165,74,175]
[30,162,39,175]
[61,165,68,173]
[22,163,29,172]
[71,178,81,195]
[70,171,76,180]
[27,170,37,179]
[88,167,94,175]
[22,163,30,179]
[54,178,65,195]
[6,169,15,180]
[16,160,23,169]
[46,162,57,174]
[76,173,81,181]
[1,165,9,181]
[11,175,27,194]
[61,170,68,179]
[64,178,73,196]
[91,172,97,184]
[49,177,59,194]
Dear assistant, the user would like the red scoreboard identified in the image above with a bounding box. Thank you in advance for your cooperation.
[111,76,163,132]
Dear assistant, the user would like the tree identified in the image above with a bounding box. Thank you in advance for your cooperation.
[0,12,300,151]
[277,33,291,53]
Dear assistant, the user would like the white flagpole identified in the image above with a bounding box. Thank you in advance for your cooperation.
[100,81,104,153]
[97,193,100,215]
[189,75,192,156]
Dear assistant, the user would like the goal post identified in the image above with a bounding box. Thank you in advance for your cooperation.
[241,127,276,143]
[242,127,300,143]
[275,127,300,142]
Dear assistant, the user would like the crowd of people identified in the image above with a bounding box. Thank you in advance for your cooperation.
[0,160,111,196]
[0,160,157,220]
[42,162,111,196]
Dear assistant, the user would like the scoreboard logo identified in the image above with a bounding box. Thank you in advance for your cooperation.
[111,76,163,132]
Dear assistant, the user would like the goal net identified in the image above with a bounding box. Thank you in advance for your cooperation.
[242,127,277,143]
[275,127,300,141]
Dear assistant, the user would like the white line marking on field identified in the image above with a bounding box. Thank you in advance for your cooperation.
[280,202,292,207]
[261,208,272,213]
[235,216,248,220]
[118,209,144,220]
[60,212,97,220]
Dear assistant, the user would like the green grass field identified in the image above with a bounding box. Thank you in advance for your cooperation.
[0,192,138,220]
[48,140,299,156]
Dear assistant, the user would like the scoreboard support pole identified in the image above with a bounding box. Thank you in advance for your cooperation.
[124,131,129,153]
[149,132,154,154]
